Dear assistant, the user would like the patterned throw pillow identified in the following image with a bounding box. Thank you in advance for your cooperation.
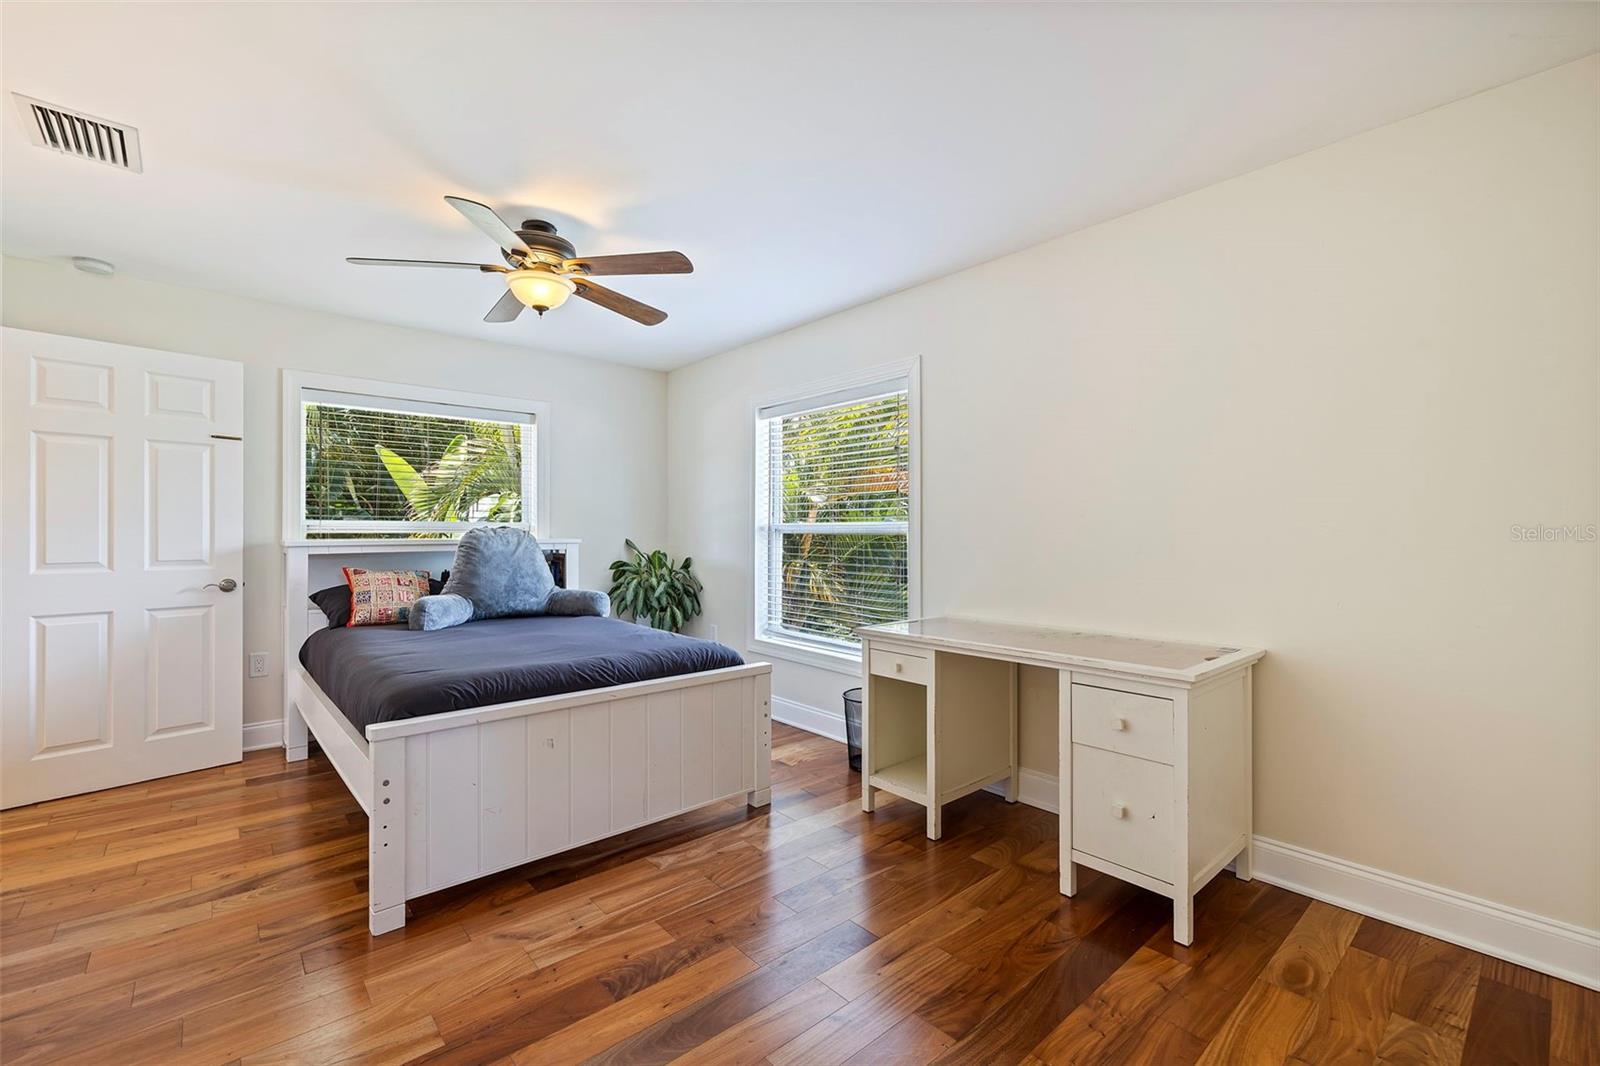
[343,568,431,627]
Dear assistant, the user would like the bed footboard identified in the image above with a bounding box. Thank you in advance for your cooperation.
[365,665,772,935]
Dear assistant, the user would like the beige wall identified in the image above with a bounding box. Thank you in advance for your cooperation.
[666,57,1599,929]
[1,257,668,729]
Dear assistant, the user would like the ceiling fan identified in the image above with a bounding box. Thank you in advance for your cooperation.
[348,196,691,325]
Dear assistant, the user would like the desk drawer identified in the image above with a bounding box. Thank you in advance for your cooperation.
[1072,744,1173,883]
[1071,684,1173,765]
[869,646,931,686]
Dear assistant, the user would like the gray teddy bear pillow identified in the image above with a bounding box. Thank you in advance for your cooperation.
[409,526,609,630]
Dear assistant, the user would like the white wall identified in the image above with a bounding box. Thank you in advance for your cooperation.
[1,257,668,729]
[667,57,1599,929]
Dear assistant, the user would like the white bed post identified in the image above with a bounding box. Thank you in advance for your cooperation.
[283,546,310,761]
[284,690,309,762]
[748,672,772,808]
[369,737,408,935]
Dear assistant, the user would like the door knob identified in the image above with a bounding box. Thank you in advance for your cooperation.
[204,578,238,593]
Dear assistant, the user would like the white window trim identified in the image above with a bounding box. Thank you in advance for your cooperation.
[748,358,921,675]
[281,369,551,545]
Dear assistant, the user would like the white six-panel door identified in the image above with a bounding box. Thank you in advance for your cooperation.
[2,328,244,808]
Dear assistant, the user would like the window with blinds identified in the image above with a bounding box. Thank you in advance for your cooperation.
[755,377,912,657]
[302,389,536,538]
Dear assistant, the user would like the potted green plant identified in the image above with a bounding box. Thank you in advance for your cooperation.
[608,540,703,632]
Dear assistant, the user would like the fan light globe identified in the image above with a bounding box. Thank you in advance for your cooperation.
[506,269,576,314]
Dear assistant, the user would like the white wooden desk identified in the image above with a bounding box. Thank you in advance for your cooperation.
[858,617,1264,944]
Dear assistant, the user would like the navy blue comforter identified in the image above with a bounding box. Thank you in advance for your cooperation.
[299,615,745,730]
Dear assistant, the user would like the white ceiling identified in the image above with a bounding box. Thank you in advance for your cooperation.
[3,3,1595,370]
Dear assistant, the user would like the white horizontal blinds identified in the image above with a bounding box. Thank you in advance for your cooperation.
[774,531,908,640]
[757,382,910,650]
[303,390,535,538]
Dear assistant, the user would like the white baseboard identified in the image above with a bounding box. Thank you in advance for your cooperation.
[243,719,284,752]
[773,704,1599,990]
[1251,836,1600,991]
[772,696,849,743]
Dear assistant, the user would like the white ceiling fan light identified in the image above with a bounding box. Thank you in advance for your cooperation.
[505,268,577,315]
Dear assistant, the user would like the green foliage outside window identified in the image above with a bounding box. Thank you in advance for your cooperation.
[769,393,909,644]
[304,403,526,537]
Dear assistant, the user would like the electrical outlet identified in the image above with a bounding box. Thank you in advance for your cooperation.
[710,624,719,642]
[248,652,269,678]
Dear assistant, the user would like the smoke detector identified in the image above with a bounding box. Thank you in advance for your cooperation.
[71,257,115,276]
[13,94,142,172]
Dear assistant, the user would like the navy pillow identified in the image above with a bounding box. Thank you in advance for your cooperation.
[310,571,446,628]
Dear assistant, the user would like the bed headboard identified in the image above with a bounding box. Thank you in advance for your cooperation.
[282,537,581,733]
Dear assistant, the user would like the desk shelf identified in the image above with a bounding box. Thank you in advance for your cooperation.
[869,754,928,803]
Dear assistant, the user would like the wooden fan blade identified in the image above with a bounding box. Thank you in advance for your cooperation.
[484,288,524,323]
[347,257,506,272]
[563,251,693,276]
[573,280,667,325]
[444,196,532,255]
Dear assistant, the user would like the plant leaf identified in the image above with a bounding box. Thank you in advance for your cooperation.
[375,446,429,513]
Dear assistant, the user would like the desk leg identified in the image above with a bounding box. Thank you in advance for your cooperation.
[925,674,940,840]
[1235,668,1254,880]
[1174,894,1194,946]
[861,671,875,813]
[1172,689,1194,944]
[1005,663,1020,803]
[1058,668,1076,896]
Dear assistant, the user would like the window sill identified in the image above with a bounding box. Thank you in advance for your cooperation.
[283,537,467,548]
[750,634,863,676]
[283,536,580,551]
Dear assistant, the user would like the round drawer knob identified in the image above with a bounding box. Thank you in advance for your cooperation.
[1110,717,1127,731]
[1110,802,1127,819]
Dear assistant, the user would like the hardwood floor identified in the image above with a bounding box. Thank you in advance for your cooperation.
[1,723,1590,1065]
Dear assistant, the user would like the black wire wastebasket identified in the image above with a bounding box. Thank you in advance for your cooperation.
[843,687,863,771]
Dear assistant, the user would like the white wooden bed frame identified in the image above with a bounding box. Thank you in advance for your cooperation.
[283,541,772,935]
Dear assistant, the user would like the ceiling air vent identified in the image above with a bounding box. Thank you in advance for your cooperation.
[12,94,142,172]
